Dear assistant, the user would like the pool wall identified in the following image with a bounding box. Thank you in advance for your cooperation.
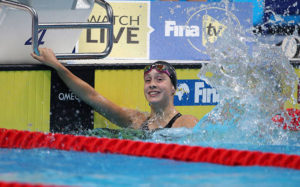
[0,64,216,132]
[0,68,51,132]
[1,64,300,133]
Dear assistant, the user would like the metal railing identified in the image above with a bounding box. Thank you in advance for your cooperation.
[0,0,114,60]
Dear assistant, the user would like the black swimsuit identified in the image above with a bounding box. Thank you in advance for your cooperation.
[140,113,182,131]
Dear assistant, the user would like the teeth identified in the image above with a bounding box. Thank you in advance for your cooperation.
[149,91,159,95]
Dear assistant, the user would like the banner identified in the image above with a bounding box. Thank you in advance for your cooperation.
[78,1,151,59]
[150,2,252,60]
[174,79,219,106]
[78,1,252,61]
[50,68,94,133]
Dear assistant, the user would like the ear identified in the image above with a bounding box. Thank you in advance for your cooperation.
[172,86,176,95]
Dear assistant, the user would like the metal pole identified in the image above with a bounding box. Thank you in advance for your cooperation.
[0,0,114,60]
[0,0,39,55]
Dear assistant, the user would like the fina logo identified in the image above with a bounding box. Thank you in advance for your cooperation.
[176,83,190,101]
[165,7,240,54]
[174,80,219,106]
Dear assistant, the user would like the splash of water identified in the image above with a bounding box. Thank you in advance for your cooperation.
[192,23,297,143]
[148,33,299,148]
[148,1,300,147]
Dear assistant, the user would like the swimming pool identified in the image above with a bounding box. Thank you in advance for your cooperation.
[1,0,300,186]
[1,148,300,186]
[0,128,300,186]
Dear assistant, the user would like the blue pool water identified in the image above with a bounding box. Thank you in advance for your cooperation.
[0,147,300,186]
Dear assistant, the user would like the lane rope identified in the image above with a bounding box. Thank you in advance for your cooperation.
[0,181,65,187]
[0,128,299,170]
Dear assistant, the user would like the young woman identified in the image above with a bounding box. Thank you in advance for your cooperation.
[31,48,198,130]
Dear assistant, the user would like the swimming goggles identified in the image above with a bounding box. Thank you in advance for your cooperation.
[144,64,171,77]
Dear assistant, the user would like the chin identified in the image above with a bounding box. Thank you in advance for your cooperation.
[148,97,162,105]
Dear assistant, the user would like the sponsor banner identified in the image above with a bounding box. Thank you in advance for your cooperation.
[175,79,219,106]
[150,2,252,60]
[78,1,151,59]
[78,1,252,61]
[0,71,51,132]
[94,69,148,129]
[50,68,94,133]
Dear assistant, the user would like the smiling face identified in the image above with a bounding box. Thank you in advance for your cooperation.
[144,69,175,106]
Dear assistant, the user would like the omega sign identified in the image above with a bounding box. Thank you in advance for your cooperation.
[58,91,80,101]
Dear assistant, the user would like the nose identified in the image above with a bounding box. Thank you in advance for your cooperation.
[149,84,157,89]
[149,80,157,89]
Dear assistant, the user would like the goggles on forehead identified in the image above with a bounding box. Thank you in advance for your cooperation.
[144,64,171,77]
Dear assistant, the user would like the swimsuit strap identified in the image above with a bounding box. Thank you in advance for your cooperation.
[164,113,182,128]
[140,113,182,131]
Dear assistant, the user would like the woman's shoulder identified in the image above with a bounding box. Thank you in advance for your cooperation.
[126,108,149,129]
[173,114,198,128]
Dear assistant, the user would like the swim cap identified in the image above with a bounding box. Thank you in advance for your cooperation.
[144,61,177,89]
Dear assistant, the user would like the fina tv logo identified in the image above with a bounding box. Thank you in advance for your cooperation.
[165,7,240,54]
[174,80,219,106]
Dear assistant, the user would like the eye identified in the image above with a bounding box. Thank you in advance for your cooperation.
[156,76,164,82]
[145,78,151,83]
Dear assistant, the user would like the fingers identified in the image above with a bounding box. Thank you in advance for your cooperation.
[31,50,43,61]
[31,48,47,62]
[31,48,48,61]
[37,48,44,56]
[31,52,40,61]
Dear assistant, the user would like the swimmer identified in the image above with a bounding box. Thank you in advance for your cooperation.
[31,48,198,130]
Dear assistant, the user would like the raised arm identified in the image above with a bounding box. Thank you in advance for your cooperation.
[31,48,145,128]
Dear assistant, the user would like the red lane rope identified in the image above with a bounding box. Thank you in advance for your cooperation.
[0,128,300,170]
[0,181,66,187]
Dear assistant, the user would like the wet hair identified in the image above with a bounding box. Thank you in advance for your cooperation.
[152,61,177,89]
